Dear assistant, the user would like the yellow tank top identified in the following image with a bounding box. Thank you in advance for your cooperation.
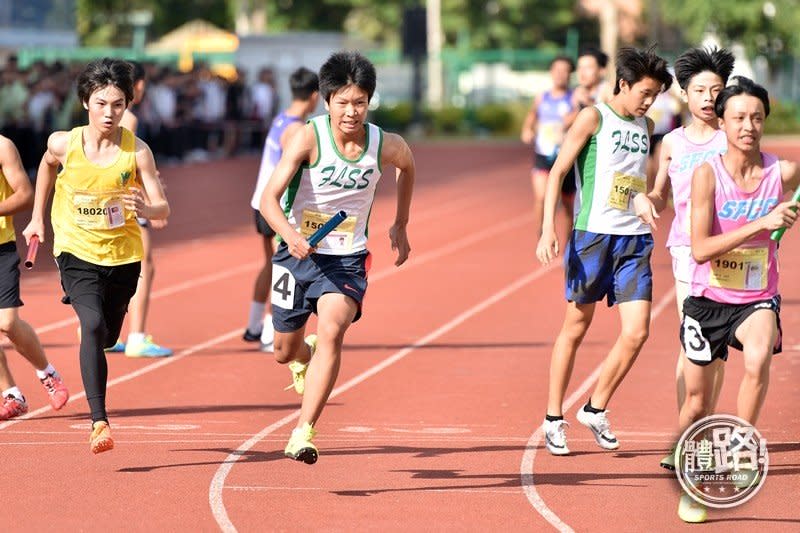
[0,169,15,245]
[52,126,143,265]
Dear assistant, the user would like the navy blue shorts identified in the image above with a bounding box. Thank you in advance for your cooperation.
[565,229,653,306]
[270,243,371,332]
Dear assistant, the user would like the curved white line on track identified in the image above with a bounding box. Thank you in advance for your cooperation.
[2,210,533,433]
[209,264,559,532]
[519,286,676,532]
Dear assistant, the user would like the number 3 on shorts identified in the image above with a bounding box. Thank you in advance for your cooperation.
[271,265,296,310]
[682,315,711,362]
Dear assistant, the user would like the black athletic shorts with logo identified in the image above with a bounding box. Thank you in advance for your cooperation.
[680,295,782,366]
[0,241,24,309]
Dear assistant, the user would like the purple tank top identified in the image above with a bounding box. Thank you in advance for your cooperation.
[251,112,303,209]
[690,153,783,304]
[534,90,573,158]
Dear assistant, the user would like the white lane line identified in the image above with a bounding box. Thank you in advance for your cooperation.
[0,329,242,431]
[226,486,523,495]
[209,263,559,533]
[2,207,532,432]
[519,286,676,532]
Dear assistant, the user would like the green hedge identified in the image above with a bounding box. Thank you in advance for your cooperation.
[765,100,800,135]
[370,101,528,137]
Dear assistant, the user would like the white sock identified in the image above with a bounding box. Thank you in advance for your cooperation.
[260,314,274,345]
[127,332,146,346]
[248,301,266,332]
[2,386,23,400]
[35,364,57,379]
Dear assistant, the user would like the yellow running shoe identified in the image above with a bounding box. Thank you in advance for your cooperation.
[660,445,676,470]
[90,421,114,454]
[284,422,318,464]
[678,494,707,523]
[283,335,316,395]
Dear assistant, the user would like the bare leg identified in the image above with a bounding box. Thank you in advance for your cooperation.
[590,299,650,409]
[296,293,357,427]
[734,310,777,424]
[546,301,595,416]
[0,308,48,372]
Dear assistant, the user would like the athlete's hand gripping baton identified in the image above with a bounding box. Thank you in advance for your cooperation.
[25,235,40,269]
[770,186,800,241]
[308,211,348,247]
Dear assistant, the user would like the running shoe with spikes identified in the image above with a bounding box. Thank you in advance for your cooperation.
[284,422,318,464]
[40,372,69,410]
[678,494,707,523]
[660,444,677,470]
[284,335,316,394]
[542,419,570,456]
[576,405,619,450]
[0,395,28,421]
[89,421,114,454]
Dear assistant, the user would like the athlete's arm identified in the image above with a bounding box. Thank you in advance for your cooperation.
[690,162,799,264]
[22,130,68,244]
[0,136,33,217]
[261,122,316,260]
[632,117,663,229]
[126,139,169,220]
[381,132,415,266]
[645,132,673,212]
[520,94,542,144]
[536,106,599,264]
[780,159,800,193]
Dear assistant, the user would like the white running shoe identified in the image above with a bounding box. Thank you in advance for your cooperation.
[542,418,570,456]
[576,406,619,450]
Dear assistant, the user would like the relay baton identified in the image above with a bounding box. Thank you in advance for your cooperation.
[24,235,39,269]
[770,186,800,241]
[308,211,348,247]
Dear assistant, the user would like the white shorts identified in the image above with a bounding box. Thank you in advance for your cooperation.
[669,245,693,283]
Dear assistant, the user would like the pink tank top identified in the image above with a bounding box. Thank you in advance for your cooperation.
[690,153,782,304]
[666,128,727,248]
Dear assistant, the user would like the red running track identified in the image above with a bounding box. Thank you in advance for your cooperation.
[1,141,798,531]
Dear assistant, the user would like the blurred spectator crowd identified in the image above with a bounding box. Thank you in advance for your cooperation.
[1,55,279,173]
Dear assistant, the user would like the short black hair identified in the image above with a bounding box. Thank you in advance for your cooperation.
[550,55,575,71]
[77,58,134,105]
[714,76,770,118]
[289,67,319,100]
[614,46,673,95]
[318,51,376,102]
[578,47,609,69]
[128,60,146,83]
[673,47,735,90]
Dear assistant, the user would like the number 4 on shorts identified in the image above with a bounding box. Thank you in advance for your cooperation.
[271,265,296,310]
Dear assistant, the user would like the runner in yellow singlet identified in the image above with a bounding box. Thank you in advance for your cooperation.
[22,58,170,454]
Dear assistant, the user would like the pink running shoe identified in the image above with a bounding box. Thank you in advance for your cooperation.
[40,373,69,410]
[0,395,28,420]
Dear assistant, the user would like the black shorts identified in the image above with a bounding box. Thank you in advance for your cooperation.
[56,253,141,348]
[254,209,276,238]
[271,243,370,332]
[0,241,23,309]
[680,295,782,366]
[533,153,576,196]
